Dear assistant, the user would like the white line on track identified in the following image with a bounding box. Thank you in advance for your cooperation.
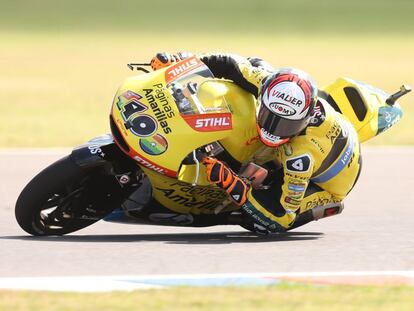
[0,271,413,292]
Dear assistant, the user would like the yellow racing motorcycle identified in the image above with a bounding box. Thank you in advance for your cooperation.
[15,57,410,236]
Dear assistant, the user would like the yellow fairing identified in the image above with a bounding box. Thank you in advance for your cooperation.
[217,82,263,162]
[148,81,262,213]
[323,77,403,143]
[111,70,230,176]
[111,58,263,214]
[111,58,262,180]
[177,81,261,183]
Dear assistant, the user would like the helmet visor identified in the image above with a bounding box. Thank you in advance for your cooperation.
[257,104,308,139]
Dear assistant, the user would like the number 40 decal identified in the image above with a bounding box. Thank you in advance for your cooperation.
[122,100,147,120]
[286,154,311,173]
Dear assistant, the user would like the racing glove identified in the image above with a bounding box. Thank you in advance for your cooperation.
[202,157,249,206]
[150,52,193,71]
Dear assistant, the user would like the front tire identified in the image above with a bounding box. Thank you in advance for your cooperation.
[15,156,121,236]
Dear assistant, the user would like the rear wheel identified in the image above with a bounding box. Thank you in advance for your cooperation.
[15,156,122,236]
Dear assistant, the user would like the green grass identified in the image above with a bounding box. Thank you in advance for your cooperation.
[1,0,413,147]
[1,284,414,311]
[2,0,414,35]
[1,33,413,147]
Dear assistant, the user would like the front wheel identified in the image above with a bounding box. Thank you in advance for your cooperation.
[15,156,123,236]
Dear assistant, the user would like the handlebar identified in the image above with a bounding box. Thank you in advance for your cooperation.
[386,84,411,105]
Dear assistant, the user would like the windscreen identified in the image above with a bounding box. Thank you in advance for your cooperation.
[166,61,231,115]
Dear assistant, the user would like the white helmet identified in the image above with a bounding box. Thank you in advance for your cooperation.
[257,68,318,147]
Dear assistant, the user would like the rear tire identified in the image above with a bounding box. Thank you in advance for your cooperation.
[15,156,120,236]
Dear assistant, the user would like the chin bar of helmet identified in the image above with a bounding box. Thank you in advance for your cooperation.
[386,84,411,106]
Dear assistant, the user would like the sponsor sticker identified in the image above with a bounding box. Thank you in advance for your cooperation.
[285,172,308,181]
[165,56,204,83]
[287,193,303,199]
[88,145,105,157]
[263,81,308,120]
[312,130,356,184]
[139,134,168,156]
[259,127,288,146]
[377,106,403,134]
[143,83,174,135]
[309,101,326,127]
[116,90,147,121]
[122,90,143,101]
[284,196,301,206]
[132,152,176,177]
[183,113,232,132]
[155,182,228,211]
[114,86,176,176]
[288,183,306,192]
[269,102,296,117]
[305,197,338,210]
[310,137,325,154]
[325,120,342,144]
[126,114,158,137]
[286,154,311,173]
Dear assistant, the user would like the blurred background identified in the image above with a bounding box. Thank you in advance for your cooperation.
[1,0,413,147]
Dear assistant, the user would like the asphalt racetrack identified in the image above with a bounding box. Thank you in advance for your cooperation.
[1,148,413,278]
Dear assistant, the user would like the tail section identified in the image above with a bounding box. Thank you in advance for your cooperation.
[321,78,409,143]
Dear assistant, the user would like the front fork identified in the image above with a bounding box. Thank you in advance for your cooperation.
[70,134,136,171]
[69,134,143,214]
[70,134,142,180]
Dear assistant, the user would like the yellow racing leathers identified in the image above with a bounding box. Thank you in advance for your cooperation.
[244,100,361,231]
[199,53,362,232]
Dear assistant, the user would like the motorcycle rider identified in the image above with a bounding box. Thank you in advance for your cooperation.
[150,52,362,234]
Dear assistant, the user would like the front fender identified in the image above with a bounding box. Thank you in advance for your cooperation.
[70,134,137,172]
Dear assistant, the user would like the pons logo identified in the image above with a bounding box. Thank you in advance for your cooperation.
[269,102,296,117]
